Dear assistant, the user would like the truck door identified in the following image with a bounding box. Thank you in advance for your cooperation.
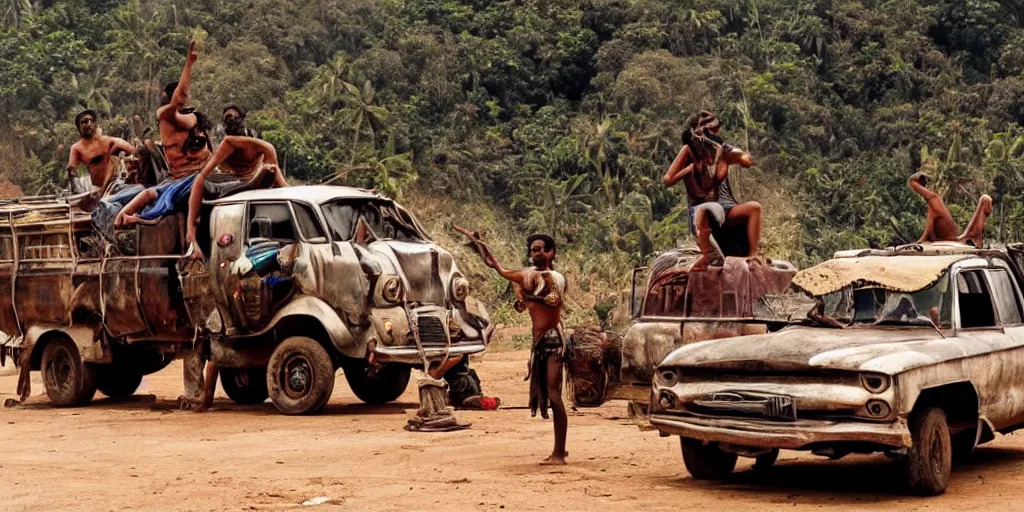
[221,201,320,334]
[977,267,1024,429]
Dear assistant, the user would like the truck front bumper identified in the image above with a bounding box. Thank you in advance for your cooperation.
[374,342,487,364]
[650,413,912,450]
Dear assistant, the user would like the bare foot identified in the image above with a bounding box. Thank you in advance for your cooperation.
[540,454,567,466]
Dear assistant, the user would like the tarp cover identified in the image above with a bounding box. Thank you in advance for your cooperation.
[793,254,972,297]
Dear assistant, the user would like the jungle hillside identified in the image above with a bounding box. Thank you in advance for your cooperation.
[3,0,1024,325]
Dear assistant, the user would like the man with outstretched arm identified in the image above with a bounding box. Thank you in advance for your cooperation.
[908,171,992,247]
[66,109,136,193]
[158,40,213,178]
[462,229,569,465]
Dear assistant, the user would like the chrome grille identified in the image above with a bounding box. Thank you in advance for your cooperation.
[416,315,449,347]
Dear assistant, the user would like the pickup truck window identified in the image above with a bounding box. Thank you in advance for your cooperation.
[248,203,297,242]
[957,270,997,328]
[986,269,1023,325]
[291,202,326,241]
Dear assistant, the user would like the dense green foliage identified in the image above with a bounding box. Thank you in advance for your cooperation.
[5,0,1024,269]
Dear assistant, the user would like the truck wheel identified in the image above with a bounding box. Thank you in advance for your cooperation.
[342,359,411,404]
[220,367,269,405]
[266,337,335,415]
[41,337,97,407]
[96,367,143,398]
[903,407,952,495]
[680,437,737,480]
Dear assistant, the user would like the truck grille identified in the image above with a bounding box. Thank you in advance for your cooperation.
[416,316,449,347]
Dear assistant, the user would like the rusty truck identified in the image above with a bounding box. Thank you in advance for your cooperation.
[650,242,1024,494]
[0,185,492,415]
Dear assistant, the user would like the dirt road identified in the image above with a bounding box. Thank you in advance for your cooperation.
[2,350,1023,511]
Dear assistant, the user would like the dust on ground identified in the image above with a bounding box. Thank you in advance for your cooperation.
[2,349,1024,511]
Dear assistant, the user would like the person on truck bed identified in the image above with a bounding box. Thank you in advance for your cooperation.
[184,135,288,256]
[66,109,136,194]
[158,40,214,179]
[222,104,259,139]
[908,171,993,247]
[663,111,760,271]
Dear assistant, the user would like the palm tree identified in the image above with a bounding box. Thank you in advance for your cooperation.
[341,80,390,161]
[325,134,415,199]
[514,175,590,243]
[71,68,114,118]
[576,113,628,207]
[1,0,31,29]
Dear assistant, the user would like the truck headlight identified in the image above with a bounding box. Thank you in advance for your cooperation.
[451,276,470,303]
[379,275,404,304]
[860,373,891,394]
[865,399,892,418]
[658,369,679,387]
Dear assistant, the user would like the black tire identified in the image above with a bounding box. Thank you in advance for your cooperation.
[342,359,411,404]
[266,337,335,415]
[903,407,952,495]
[220,367,269,405]
[753,449,779,472]
[680,437,738,480]
[96,367,143,398]
[41,337,97,407]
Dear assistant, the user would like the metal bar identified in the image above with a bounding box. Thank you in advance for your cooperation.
[9,211,22,338]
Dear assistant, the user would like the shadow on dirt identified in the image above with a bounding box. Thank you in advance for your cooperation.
[656,447,1024,502]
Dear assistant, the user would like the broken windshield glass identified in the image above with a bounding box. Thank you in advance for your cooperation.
[321,200,425,243]
[819,271,953,328]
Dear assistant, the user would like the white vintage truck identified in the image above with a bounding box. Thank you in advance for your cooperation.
[650,242,1024,494]
[0,185,492,415]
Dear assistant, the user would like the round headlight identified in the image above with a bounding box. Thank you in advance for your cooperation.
[658,369,678,387]
[381,275,403,303]
[452,276,470,302]
[865,399,892,418]
[861,373,891,394]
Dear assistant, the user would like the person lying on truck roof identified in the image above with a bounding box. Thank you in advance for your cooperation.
[67,109,136,194]
[908,171,993,247]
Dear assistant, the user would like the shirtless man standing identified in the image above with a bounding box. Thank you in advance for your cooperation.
[66,109,136,193]
[663,111,758,269]
[908,171,993,247]
[463,230,569,465]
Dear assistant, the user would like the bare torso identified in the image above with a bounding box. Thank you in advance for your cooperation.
[157,107,211,176]
[514,269,566,343]
[70,136,128,187]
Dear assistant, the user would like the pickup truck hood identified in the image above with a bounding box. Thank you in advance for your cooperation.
[659,325,961,375]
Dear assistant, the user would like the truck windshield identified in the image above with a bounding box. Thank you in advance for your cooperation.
[321,200,425,243]
[820,272,953,328]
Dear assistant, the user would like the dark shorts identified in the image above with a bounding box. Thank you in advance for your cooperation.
[688,201,737,236]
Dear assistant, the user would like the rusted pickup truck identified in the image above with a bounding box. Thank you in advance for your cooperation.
[593,248,801,408]
[650,242,1024,494]
[0,185,492,414]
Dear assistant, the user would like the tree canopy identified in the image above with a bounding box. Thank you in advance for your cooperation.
[4,0,1024,270]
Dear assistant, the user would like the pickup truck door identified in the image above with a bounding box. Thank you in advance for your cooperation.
[953,268,1024,431]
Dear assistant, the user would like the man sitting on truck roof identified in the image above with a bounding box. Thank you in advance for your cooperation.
[663,111,759,270]
[67,109,137,194]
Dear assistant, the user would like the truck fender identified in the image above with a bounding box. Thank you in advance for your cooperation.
[259,295,362,358]
[25,324,108,369]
